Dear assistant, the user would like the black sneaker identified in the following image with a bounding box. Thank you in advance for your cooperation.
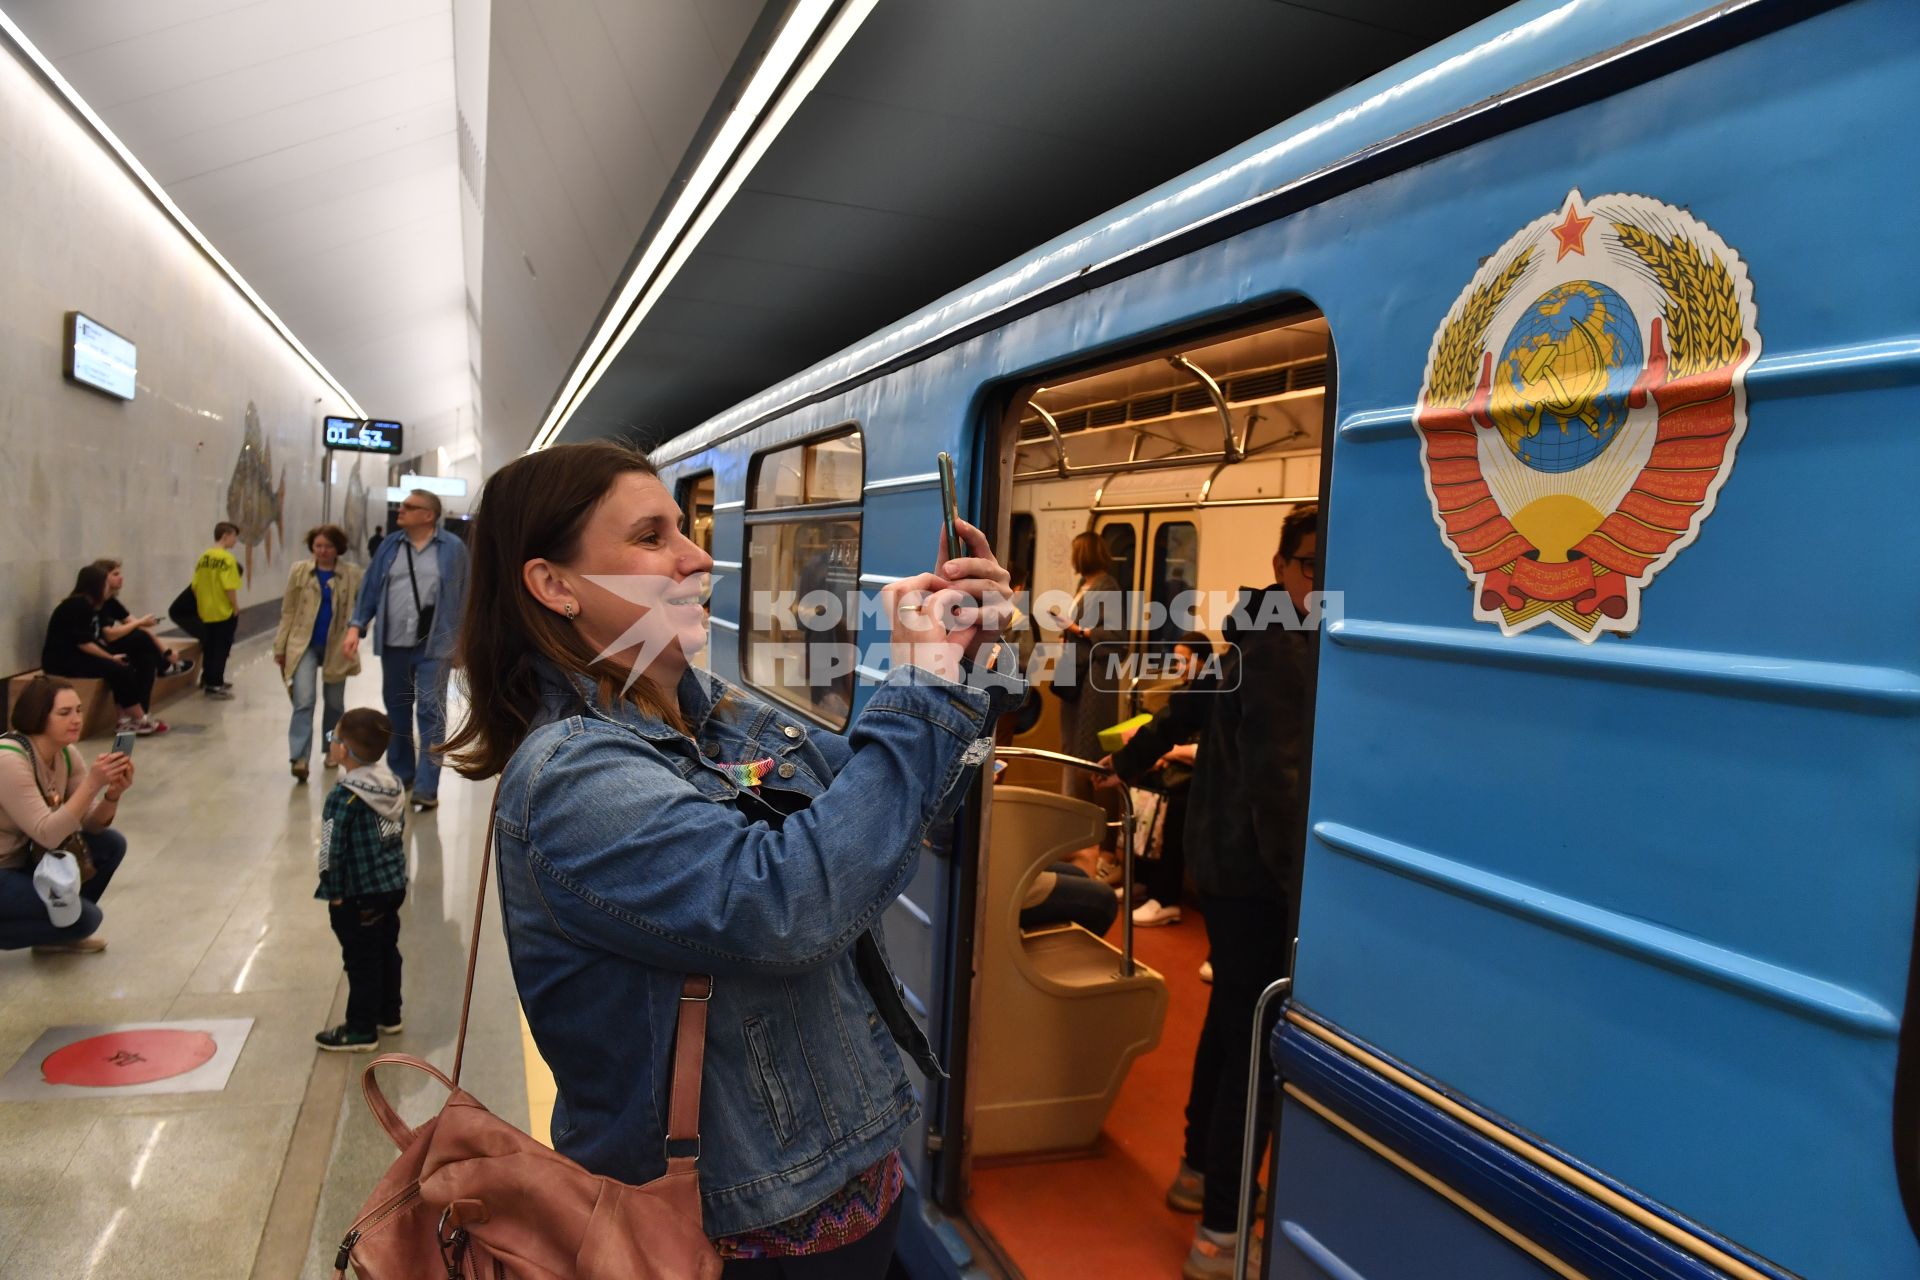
[162,657,196,678]
[378,1019,404,1035]
[314,1024,380,1053]
[205,685,234,701]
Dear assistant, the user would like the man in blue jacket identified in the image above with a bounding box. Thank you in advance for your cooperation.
[342,490,469,812]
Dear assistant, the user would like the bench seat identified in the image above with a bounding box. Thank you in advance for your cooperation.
[6,637,204,739]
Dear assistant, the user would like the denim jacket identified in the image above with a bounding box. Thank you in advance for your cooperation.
[350,529,469,660]
[493,657,1016,1236]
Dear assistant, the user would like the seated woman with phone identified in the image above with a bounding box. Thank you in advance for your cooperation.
[0,677,134,954]
[41,563,166,737]
[94,558,194,683]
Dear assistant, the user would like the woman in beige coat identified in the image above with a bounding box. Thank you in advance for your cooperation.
[273,524,363,781]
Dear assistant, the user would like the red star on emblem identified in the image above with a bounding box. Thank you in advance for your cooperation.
[1551,205,1594,260]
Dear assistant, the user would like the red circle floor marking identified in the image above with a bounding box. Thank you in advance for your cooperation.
[41,1029,218,1087]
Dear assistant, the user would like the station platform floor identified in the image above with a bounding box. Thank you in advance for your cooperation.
[0,634,528,1279]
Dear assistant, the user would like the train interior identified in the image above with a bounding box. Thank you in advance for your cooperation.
[961,309,1328,1276]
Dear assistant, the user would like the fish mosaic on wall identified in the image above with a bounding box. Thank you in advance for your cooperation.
[226,400,286,581]
[342,457,370,565]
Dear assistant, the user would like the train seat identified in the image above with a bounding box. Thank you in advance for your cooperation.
[971,785,1169,1157]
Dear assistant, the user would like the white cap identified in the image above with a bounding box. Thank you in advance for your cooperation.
[33,853,83,928]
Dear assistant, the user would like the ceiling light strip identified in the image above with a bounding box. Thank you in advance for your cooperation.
[0,7,366,417]
[530,0,877,452]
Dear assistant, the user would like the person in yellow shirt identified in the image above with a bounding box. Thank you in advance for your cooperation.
[192,522,243,699]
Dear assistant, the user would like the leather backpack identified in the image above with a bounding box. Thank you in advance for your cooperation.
[331,796,721,1279]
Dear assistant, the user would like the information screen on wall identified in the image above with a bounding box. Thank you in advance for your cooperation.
[65,312,136,400]
[323,416,403,454]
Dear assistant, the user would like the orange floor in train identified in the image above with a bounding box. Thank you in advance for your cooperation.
[967,903,1214,1278]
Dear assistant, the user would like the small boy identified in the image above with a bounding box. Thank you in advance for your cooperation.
[314,708,410,1052]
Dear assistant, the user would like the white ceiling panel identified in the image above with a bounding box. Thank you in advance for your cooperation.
[96,14,453,149]
[6,0,258,59]
[135,60,455,185]
[46,0,448,106]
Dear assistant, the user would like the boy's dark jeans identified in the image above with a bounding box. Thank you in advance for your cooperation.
[328,889,405,1032]
[199,616,238,686]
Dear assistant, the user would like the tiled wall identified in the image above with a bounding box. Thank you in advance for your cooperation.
[0,43,358,675]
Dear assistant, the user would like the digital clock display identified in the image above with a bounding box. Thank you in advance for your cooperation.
[323,416,403,454]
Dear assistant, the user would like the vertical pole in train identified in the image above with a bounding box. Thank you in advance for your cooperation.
[1236,976,1292,1280]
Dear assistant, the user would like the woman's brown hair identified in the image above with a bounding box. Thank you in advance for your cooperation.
[1069,531,1116,580]
[306,524,349,554]
[9,676,78,736]
[443,442,684,779]
[68,563,111,606]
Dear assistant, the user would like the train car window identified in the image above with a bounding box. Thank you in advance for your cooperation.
[744,431,864,728]
[1149,521,1199,642]
[1100,522,1138,629]
[676,471,715,554]
[1008,513,1036,591]
[753,432,862,509]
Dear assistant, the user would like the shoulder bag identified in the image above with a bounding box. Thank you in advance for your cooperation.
[331,793,720,1279]
[403,542,435,646]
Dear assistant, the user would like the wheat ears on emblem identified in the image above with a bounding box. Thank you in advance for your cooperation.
[1609,222,1744,376]
[1426,247,1535,407]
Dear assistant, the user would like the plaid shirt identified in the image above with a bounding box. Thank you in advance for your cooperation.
[314,783,406,900]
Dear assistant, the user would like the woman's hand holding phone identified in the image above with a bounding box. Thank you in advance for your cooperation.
[886,518,1013,678]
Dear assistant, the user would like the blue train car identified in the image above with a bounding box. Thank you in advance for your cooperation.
[650,1,1920,1274]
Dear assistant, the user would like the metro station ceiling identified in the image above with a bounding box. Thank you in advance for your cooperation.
[553,0,1510,451]
[5,0,471,441]
[5,0,1509,470]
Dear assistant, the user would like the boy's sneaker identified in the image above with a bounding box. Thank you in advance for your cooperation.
[205,685,234,700]
[378,1019,404,1035]
[1183,1225,1259,1280]
[1166,1160,1204,1213]
[314,1024,380,1053]
[1132,898,1182,927]
[136,717,167,736]
[161,657,196,678]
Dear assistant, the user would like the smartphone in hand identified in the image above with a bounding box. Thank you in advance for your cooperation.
[936,452,962,567]
[111,730,136,757]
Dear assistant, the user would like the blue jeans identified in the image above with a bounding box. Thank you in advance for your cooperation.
[0,829,127,949]
[380,645,446,799]
[289,647,345,765]
[1018,862,1119,935]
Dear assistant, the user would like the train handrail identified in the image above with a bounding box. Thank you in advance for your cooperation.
[992,746,1139,978]
[1238,976,1292,1280]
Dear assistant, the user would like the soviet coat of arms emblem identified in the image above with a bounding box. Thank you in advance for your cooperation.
[1415,190,1761,641]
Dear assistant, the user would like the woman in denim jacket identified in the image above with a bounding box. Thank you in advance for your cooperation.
[444,443,1018,1277]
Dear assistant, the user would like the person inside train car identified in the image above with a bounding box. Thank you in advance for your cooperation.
[92,558,194,683]
[343,489,469,814]
[0,677,133,954]
[1016,858,1121,938]
[1124,630,1215,931]
[1098,504,1318,1280]
[1051,531,1126,866]
[41,563,165,737]
[442,442,1022,1277]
